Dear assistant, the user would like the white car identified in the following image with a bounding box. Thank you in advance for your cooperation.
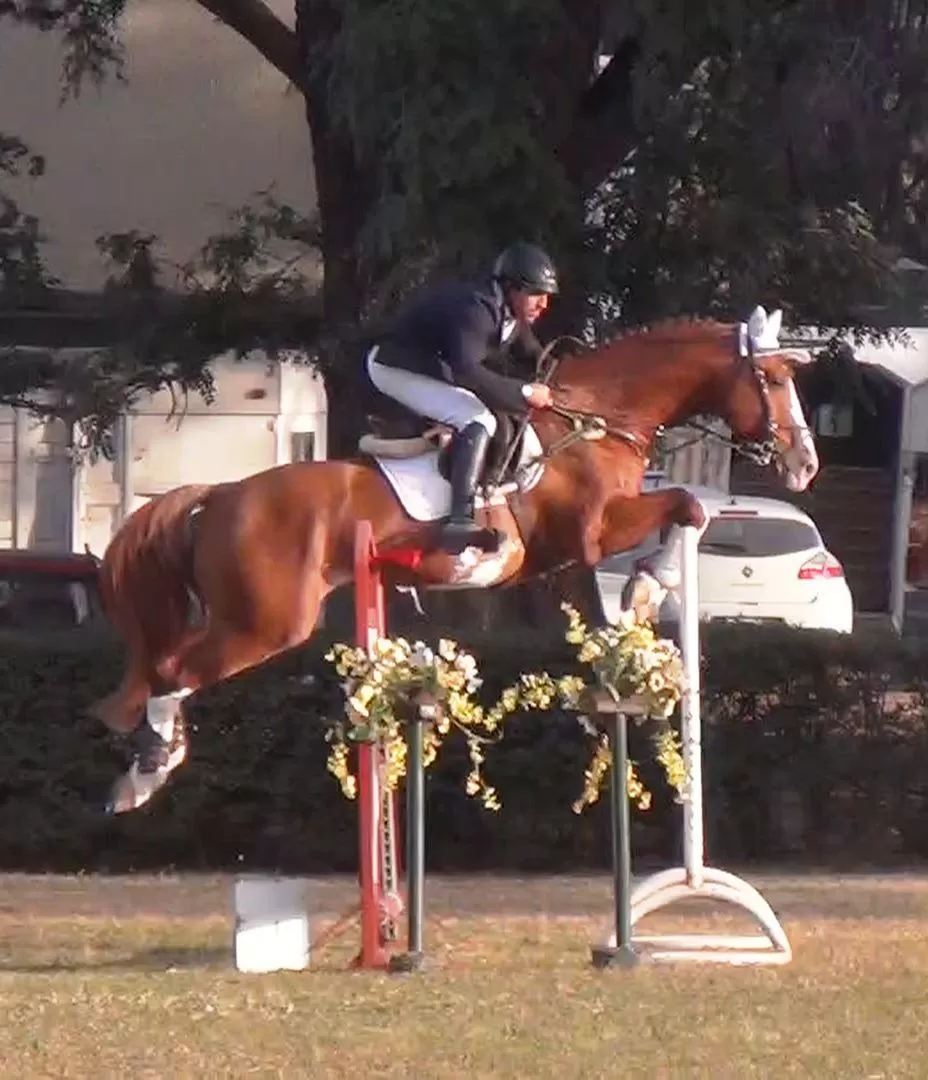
[594,486,854,633]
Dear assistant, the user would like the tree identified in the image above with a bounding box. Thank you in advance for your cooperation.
[0,134,54,300]
[1,0,928,450]
[0,183,323,453]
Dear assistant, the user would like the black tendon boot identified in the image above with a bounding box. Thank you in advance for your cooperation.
[438,422,504,554]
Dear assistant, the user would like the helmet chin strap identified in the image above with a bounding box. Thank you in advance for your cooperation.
[492,279,515,316]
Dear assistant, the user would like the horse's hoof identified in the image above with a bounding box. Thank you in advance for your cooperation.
[107,768,152,814]
[619,570,666,625]
[107,743,186,815]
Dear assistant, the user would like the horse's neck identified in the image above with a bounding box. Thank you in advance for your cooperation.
[557,341,728,437]
[529,430,646,509]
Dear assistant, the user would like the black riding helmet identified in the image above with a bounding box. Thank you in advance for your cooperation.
[492,241,559,295]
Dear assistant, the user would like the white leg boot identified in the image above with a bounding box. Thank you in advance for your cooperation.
[107,689,192,814]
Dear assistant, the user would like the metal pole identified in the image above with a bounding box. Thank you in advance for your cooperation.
[352,520,390,970]
[591,693,640,969]
[679,525,704,888]
[356,740,389,968]
[390,699,430,973]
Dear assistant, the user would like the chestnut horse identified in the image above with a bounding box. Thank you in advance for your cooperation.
[93,306,820,812]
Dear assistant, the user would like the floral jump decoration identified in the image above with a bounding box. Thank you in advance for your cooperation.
[325,635,504,808]
[324,603,688,814]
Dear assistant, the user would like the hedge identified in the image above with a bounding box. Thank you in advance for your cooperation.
[3,590,928,874]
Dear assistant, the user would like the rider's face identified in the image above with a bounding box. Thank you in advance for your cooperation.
[508,288,550,324]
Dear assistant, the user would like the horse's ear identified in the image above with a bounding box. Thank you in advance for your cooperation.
[747,305,787,351]
[747,306,767,342]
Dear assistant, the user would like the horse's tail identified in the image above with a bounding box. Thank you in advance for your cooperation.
[91,484,212,730]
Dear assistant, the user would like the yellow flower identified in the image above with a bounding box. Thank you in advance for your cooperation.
[578,641,604,663]
[501,687,520,712]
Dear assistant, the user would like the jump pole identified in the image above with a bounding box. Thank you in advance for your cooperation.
[353,519,404,969]
[596,524,792,966]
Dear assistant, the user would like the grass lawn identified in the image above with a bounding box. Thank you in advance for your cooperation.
[0,871,924,1079]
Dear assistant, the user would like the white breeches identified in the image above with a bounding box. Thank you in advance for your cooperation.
[366,347,497,436]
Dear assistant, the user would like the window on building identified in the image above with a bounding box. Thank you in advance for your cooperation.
[813,403,854,438]
[291,431,316,463]
[907,454,928,588]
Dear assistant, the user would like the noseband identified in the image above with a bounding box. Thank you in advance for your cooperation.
[732,323,781,467]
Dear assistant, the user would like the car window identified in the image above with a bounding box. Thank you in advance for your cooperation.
[0,573,101,630]
[597,531,661,573]
[700,517,821,558]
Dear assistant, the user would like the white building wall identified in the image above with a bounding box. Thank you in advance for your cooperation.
[0,0,316,292]
[0,395,76,551]
[905,381,928,455]
[68,350,327,554]
[15,410,74,550]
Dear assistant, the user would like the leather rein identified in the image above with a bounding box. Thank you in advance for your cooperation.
[522,327,801,473]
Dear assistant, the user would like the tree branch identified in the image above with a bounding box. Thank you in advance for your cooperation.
[556,0,604,58]
[554,1,804,197]
[555,37,642,192]
[194,0,304,91]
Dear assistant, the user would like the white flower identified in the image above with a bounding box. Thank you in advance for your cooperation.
[456,653,478,679]
[410,643,435,669]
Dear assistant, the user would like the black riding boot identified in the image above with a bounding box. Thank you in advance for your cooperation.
[438,422,503,554]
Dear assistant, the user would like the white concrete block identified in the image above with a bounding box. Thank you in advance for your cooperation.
[233,875,311,973]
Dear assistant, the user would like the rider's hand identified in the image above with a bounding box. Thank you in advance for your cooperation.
[524,383,554,408]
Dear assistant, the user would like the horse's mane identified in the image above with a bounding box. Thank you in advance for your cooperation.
[597,315,732,348]
[553,317,733,376]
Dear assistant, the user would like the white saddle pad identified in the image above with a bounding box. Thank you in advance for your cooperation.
[372,424,544,522]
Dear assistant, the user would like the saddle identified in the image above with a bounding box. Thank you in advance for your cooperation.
[358,385,527,489]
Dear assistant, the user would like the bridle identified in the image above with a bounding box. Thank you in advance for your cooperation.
[678,324,799,468]
[515,323,810,473]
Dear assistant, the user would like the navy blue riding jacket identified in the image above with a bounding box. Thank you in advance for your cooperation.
[372,279,544,415]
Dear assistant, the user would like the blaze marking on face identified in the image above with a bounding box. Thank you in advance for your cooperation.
[779,369,819,491]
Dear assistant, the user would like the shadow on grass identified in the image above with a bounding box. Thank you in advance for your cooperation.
[0,945,233,974]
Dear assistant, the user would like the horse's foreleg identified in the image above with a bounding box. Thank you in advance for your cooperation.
[599,488,708,622]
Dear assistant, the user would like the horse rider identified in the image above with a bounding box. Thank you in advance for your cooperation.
[365,240,559,550]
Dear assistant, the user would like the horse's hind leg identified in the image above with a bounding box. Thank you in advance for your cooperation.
[106,687,192,815]
[90,588,196,736]
[109,574,330,815]
[88,659,150,735]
